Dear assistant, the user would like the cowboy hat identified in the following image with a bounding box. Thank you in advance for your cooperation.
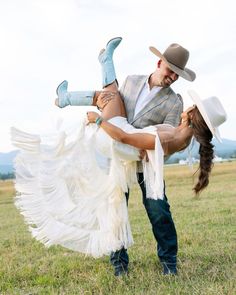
[188,90,227,142]
[149,43,196,82]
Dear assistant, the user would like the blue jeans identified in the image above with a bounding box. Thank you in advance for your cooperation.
[110,173,178,270]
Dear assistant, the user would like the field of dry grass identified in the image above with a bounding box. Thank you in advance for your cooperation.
[0,161,235,294]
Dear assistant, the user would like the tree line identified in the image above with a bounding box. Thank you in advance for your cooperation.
[0,173,15,180]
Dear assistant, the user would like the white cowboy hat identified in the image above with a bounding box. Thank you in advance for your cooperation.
[149,43,196,82]
[188,90,227,142]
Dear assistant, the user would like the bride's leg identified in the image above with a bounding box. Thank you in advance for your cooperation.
[98,82,126,121]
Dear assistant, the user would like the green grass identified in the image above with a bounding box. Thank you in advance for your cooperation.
[0,162,235,294]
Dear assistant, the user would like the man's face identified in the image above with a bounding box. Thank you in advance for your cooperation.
[157,60,179,87]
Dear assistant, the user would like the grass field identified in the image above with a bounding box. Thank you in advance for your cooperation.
[0,161,235,294]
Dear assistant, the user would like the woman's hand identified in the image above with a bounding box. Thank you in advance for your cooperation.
[96,91,116,110]
[87,111,101,124]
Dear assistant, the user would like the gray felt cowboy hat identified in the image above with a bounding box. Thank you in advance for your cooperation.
[188,90,227,142]
[149,43,196,82]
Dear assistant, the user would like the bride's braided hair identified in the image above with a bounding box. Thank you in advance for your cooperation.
[191,108,214,194]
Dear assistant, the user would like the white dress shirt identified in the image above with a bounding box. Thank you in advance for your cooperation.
[134,78,162,118]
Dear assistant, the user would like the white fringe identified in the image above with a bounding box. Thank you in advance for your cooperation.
[11,120,134,258]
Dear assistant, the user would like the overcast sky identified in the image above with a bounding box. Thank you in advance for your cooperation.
[0,0,235,152]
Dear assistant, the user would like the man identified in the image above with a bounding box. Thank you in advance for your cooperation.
[55,38,196,276]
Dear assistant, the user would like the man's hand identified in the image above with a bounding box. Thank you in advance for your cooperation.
[96,91,116,110]
[139,150,149,162]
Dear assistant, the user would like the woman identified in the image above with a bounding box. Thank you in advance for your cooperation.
[11,38,227,258]
[87,89,226,195]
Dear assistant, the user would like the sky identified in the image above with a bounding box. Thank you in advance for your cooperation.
[0,0,235,152]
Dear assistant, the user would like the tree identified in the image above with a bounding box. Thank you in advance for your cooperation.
[0,172,15,180]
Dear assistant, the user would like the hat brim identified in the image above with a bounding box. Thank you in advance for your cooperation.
[187,90,222,142]
[149,46,196,82]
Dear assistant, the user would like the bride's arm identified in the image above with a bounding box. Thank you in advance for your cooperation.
[87,112,156,150]
[102,123,156,150]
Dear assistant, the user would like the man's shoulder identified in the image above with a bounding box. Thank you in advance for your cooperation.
[120,75,148,93]
[168,86,176,95]
[125,74,148,82]
[168,87,182,103]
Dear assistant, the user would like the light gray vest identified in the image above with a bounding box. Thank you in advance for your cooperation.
[120,75,183,129]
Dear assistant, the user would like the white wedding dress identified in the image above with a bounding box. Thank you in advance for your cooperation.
[11,116,165,258]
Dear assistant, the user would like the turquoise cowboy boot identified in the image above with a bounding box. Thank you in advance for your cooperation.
[56,80,95,108]
[98,37,122,87]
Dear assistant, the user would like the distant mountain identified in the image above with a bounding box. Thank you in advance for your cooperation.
[166,138,236,164]
[0,164,14,174]
[1,138,236,173]
[0,150,18,173]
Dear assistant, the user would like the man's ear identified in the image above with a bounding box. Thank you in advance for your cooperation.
[157,60,162,68]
